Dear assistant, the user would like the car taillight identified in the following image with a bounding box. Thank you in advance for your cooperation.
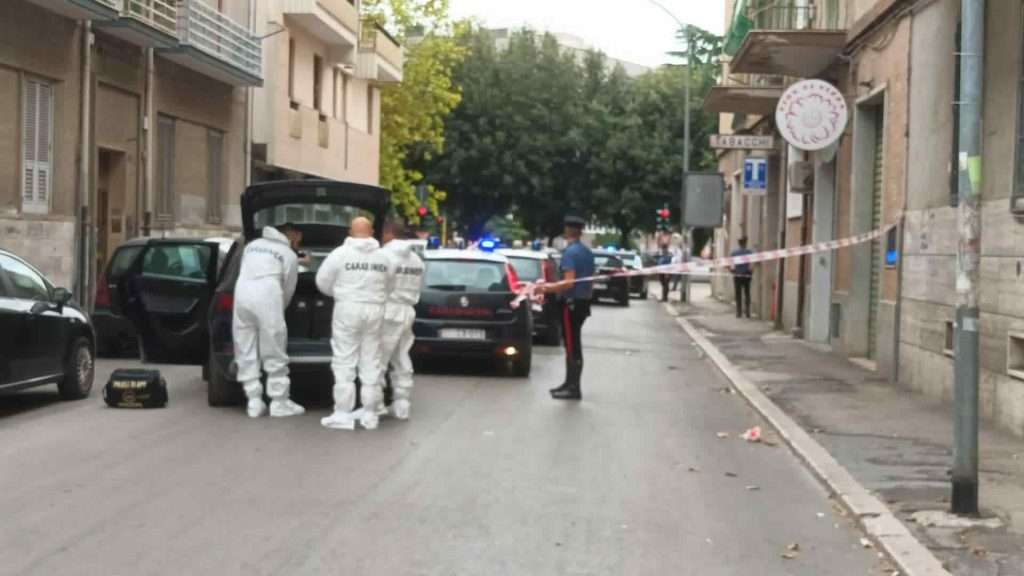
[505,263,521,292]
[215,292,234,313]
[94,272,111,308]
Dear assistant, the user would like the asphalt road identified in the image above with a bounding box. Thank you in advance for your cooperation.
[0,298,886,575]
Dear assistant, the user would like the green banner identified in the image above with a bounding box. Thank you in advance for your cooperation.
[723,0,754,55]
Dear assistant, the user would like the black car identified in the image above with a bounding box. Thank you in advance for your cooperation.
[591,250,630,306]
[619,251,648,299]
[93,238,234,360]
[498,248,560,345]
[0,249,95,399]
[413,250,533,377]
[206,180,390,406]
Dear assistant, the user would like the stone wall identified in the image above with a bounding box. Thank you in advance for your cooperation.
[0,217,76,289]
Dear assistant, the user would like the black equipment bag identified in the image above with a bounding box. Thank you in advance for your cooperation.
[103,369,168,409]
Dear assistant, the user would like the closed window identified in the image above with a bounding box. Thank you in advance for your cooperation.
[334,69,347,121]
[207,130,224,224]
[314,54,324,112]
[21,78,53,214]
[0,254,50,302]
[156,115,176,224]
[142,245,212,281]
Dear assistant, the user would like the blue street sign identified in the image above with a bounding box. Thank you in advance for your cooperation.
[743,158,768,196]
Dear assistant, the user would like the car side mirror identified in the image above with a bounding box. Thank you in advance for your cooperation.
[53,287,72,306]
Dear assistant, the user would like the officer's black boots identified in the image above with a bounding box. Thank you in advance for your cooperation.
[550,383,582,400]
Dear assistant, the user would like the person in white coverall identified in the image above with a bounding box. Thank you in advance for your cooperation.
[233,224,306,419]
[316,217,392,431]
[377,220,424,420]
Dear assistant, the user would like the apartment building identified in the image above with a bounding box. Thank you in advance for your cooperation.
[708,0,1024,436]
[251,0,403,184]
[1,0,262,306]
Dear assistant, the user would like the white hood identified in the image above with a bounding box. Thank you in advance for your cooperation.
[262,226,291,246]
[343,236,380,252]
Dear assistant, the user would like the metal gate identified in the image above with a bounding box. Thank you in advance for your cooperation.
[868,111,884,360]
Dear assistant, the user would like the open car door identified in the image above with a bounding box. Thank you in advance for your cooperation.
[130,241,220,364]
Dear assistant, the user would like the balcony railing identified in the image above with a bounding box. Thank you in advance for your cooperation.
[358,20,403,79]
[123,0,177,37]
[177,0,261,81]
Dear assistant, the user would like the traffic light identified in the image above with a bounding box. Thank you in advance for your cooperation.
[655,205,672,230]
[417,206,428,218]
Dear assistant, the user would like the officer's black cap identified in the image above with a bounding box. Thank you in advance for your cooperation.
[564,214,586,228]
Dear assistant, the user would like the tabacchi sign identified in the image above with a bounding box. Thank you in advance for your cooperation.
[775,80,848,151]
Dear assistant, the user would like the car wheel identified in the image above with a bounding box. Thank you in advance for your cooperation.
[58,337,94,400]
[207,342,243,407]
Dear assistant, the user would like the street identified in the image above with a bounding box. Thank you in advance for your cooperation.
[0,298,884,576]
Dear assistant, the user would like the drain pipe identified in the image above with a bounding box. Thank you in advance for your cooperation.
[951,0,984,517]
[75,21,93,307]
[244,0,255,188]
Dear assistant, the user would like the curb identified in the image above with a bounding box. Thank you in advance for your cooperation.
[666,304,951,576]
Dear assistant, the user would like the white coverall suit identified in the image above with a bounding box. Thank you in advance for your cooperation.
[233,227,299,415]
[379,240,424,420]
[315,236,392,430]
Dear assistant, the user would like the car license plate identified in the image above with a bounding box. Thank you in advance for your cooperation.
[440,328,486,340]
[594,281,608,290]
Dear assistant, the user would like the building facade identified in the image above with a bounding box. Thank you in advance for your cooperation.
[708,0,1024,437]
[1,0,401,310]
[251,0,402,184]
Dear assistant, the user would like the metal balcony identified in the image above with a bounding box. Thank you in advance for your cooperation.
[22,0,122,20]
[98,0,178,48]
[725,2,846,79]
[356,21,403,83]
[162,0,263,86]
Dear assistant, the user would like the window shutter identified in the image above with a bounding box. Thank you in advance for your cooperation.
[21,79,52,214]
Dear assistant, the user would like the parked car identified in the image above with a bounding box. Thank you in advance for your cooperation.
[93,238,234,360]
[498,248,561,345]
[591,250,630,306]
[412,250,533,377]
[0,249,95,399]
[206,180,391,406]
[618,250,648,299]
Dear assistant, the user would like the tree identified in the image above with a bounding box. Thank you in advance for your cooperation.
[362,0,466,223]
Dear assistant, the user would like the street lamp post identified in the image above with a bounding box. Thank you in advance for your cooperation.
[647,0,692,301]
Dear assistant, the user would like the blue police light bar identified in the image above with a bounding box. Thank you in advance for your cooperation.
[479,239,497,252]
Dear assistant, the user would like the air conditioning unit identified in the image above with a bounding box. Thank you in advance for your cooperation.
[789,161,815,193]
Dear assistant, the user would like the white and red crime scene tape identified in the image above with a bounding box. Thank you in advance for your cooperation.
[511,221,898,309]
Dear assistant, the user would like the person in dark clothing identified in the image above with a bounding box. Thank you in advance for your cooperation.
[656,246,672,302]
[543,215,595,401]
[730,237,753,318]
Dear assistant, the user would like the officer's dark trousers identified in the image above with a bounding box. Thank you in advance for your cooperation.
[561,300,591,388]
[733,275,752,318]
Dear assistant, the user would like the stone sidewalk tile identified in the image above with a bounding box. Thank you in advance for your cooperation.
[671,288,1024,576]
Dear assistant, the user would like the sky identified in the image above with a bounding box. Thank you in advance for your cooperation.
[448,0,727,69]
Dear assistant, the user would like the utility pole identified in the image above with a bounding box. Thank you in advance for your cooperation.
[952,0,984,516]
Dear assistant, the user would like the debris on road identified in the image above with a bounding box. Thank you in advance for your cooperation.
[687,466,700,473]
[859,537,874,549]
[781,543,800,560]
[724,472,738,478]
[741,426,762,443]
[716,432,730,439]
[745,485,760,491]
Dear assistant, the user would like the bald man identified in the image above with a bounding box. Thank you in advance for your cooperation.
[315,217,393,431]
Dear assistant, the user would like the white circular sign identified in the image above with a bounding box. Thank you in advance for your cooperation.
[775,79,848,151]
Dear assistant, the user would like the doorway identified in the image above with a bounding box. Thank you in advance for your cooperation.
[97,149,128,274]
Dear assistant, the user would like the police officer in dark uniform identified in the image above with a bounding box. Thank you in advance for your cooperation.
[543,214,595,400]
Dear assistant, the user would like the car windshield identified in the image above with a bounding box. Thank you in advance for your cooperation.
[424,260,509,293]
[253,203,375,230]
[506,257,543,282]
[594,254,624,269]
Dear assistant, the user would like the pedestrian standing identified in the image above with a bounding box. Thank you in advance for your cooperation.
[233,223,306,419]
[670,245,684,292]
[316,217,393,431]
[543,214,595,401]
[730,237,754,319]
[377,219,424,421]
[656,245,673,302]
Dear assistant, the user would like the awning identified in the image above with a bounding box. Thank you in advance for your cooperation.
[730,30,847,78]
[703,85,784,116]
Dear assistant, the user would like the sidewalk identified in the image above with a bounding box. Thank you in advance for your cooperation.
[673,285,1024,575]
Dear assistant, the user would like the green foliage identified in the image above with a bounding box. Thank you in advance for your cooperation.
[362,0,467,223]
[422,25,722,242]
